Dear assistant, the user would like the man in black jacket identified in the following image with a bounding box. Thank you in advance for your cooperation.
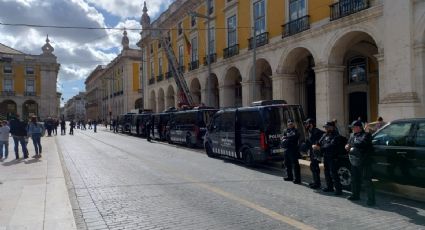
[313,121,342,195]
[9,114,29,159]
[346,120,375,206]
[304,118,324,189]
[281,119,301,184]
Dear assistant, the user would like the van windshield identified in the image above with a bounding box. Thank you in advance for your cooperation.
[264,107,286,134]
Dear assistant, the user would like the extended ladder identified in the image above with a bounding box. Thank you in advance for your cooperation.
[158,33,194,107]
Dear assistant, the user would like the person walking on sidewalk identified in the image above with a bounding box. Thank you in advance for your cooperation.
[346,120,376,206]
[304,118,324,189]
[69,120,75,135]
[60,120,66,135]
[93,120,97,133]
[9,114,29,159]
[28,116,45,158]
[0,120,10,159]
[281,119,301,184]
[313,121,343,195]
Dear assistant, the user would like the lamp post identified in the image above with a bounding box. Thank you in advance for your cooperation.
[189,10,214,107]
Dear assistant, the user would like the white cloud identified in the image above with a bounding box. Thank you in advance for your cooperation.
[72,87,80,91]
[0,0,171,103]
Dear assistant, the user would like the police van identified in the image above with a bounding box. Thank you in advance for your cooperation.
[204,100,306,165]
[152,112,173,141]
[118,113,134,134]
[167,107,218,147]
[130,112,153,136]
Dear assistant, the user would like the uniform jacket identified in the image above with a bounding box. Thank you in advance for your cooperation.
[318,131,340,158]
[347,131,372,158]
[9,119,27,137]
[282,127,300,152]
[307,127,324,146]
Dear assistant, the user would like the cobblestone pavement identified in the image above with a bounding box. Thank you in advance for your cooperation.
[56,127,425,230]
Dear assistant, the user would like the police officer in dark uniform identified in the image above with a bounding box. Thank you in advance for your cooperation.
[146,119,152,142]
[313,121,343,195]
[345,120,376,206]
[281,119,301,184]
[304,118,325,189]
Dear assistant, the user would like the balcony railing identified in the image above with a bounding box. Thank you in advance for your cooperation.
[189,60,199,71]
[1,91,15,96]
[203,53,217,66]
[148,78,155,85]
[223,44,239,59]
[165,71,173,79]
[248,32,269,50]
[24,91,36,96]
[282,15,310,38]
[330,0,369,21]
[157,74,164,82]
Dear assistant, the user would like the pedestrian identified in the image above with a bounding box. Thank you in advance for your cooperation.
[53,119,58,136]
[60,120,66,135]
[28,116,45,158]
[93,120,97,133]
[9,114,29,159]
[304,118,324,189]
[313,121,343,195]
[346,120,376,206]
[45,117,53,136]
[146,119,152,142]
[113,119,118,133]
[69,120,75,135]
[281,119,301,184]
[0,120,10,159]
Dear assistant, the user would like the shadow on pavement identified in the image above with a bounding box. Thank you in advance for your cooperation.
[2,159,23,166]
[24,158,42,164]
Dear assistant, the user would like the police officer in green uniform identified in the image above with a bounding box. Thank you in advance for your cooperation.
[345,120,376,206]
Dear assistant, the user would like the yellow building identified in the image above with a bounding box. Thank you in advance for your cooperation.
[138,0,425,133]
[0,37,60,120]
[85,30,143,121]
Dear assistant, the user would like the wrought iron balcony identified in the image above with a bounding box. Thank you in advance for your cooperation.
[248,32,269,50]
[148,78,155,85]
[157,74,164,82]
[223,44,239,59]
[1,90,15,96]
[330,0,369,21]
[282,15,310,38]
[189,60,199,71]
[203,53,217,66]
[24,91,36,96]
[165,71,173,79]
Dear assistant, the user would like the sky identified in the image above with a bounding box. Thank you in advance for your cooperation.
[0,0,174,106]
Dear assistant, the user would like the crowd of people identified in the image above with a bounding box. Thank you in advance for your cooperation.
[281,117,386,206]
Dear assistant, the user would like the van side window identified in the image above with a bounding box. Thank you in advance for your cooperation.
[414,123,425,147]
[221,113,235,132]
[373,122,413,146]
[240,111,261,131]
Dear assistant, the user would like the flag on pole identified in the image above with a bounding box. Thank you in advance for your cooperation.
[183,33,191,55]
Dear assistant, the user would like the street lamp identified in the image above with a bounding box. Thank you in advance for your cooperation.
[189,10,214,107]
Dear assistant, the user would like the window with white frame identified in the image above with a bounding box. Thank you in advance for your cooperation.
[178,22,183,35]
[207,0,214,14]
[227,15,237,47]
[26,66,35,75]
[178,44,184,66]
[4,79,13,91]
[191,15,196,27]
[208,26,215,54]
[289,0,306,21]
[191,37,198,62]
[254,0,266,35]
[26,79,35,92]
[150,61,155,78]
[3,65,12,74]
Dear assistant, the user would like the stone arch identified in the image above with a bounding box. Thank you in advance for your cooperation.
[204,73,219,108]
[278,45,318,74]
[166,85,176,109]
[248,58,273,102]
[223,67,242,107]
[0,99,17,120]
[158,88,165,112]
[328,30,380,126]
[135,98,143,109]
[190,78,202,105]
[22,100,38,120]
[149,90,156,112]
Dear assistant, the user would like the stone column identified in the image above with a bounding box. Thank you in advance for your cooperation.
[314,65,345,134]
[272,74,296,104]
[219,85,234,108]
[241,81,262,106]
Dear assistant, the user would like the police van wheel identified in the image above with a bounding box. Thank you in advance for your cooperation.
[205,143,215,158]
[338,164,352,190]
[243,149,254,166]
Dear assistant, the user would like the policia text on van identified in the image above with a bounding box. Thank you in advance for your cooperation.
[204,100,306,165]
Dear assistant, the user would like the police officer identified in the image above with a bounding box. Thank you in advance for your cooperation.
[313,121,343,195]
[345,120,376,206]
[146,119,152,142]
[304,118,324,189]
[281,119,301,184]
